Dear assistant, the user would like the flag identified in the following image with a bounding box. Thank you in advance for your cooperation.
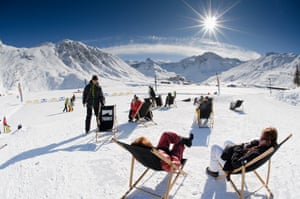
[18,83,23,103]
[216,73,220,95]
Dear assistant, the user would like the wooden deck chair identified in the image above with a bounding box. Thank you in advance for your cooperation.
[96,105,118,142]
[137,99,156,125]
[165,95,177,108]
[196,98,214,128]
[230,100,244,111]
[112,138,187,199]
[216,134,292,199]
[155,95,163,107]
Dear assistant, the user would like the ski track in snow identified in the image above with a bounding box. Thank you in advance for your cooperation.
[0,84,299,199]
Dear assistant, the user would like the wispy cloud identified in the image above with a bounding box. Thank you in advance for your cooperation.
[94,36,261,61]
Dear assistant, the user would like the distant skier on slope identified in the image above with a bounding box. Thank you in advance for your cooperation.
[82,75,105,134]
[63,97,69,112]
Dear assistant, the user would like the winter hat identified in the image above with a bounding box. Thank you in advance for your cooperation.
[92,75,98,81]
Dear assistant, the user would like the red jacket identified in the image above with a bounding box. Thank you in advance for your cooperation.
[131,100,143,117]
[3,117,8,126]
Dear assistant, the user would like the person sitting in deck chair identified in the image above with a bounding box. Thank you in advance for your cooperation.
[132,132,194,172]
[128,95,143,122]
[196,96,213,125]
[3,116,11,133]
[206,127,278,177]
[164,92,174,107]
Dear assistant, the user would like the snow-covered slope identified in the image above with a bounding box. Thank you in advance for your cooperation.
[128,58,178,80]
[206,52,300,88]
[0,84,299,199]
[160,52,244,82]
[0,40,147,92]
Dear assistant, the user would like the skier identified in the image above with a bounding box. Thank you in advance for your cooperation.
[83,75,105,134]
[63,97,69,112]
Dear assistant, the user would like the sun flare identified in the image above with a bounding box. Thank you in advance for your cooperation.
[203,16,218,32]
[183,0,239,41]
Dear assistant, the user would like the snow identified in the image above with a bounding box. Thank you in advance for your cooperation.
[0,40,149,92]
[0,83,299,199]
[206,53,300,89]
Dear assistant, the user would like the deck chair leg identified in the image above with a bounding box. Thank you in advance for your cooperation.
[266,159,271,185]
[254,160,273,198]
[122,157,150,199]
[240,166,246,199]
[163,172,174,199]
[229,179,241,198]
[129,157,134,188]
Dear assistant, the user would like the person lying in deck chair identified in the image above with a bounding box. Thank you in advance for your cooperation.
[196,96,213,126]
[206,127,278,178]
[164,92,175,107]
[132,132,194,172]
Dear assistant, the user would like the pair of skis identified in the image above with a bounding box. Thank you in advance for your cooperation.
[0,144,7,150]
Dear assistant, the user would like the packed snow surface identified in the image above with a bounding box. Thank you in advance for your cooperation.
[0,83,299,199]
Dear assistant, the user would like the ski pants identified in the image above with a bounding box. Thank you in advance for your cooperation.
[209,140,234,172]
[85,105,99,132]
[157,132,185,172]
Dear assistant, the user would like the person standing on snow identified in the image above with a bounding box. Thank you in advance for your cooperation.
[63,97,69,112]
[149,86,156,107]
[82,75,105,134]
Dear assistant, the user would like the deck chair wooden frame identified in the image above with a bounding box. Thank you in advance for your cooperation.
[216,134,292,199]
[165,95,177,108]
[112,138,187,199]
[96,105,118,142]
[136,99,156,126]
[196,108,214,128]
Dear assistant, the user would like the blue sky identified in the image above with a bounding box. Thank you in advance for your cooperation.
[1,0,300,61]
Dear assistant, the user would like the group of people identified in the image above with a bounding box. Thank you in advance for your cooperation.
[148,86,176,108]
[81,75,279,180]
[63,94,76,112]
[132,127,278,176]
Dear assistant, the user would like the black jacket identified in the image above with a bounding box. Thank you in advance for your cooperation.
[82,81,105,108]
[221,140,271,171]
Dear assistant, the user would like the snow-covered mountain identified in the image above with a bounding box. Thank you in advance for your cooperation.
[206,52,300,88]
[0,40,147,92]
[160,52,244,82]
[127,58,178,80]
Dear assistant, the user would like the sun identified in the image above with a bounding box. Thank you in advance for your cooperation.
[203,16,218,32]
[183,0,239,41]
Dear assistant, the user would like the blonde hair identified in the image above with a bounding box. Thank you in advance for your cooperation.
[131,136,153,148]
